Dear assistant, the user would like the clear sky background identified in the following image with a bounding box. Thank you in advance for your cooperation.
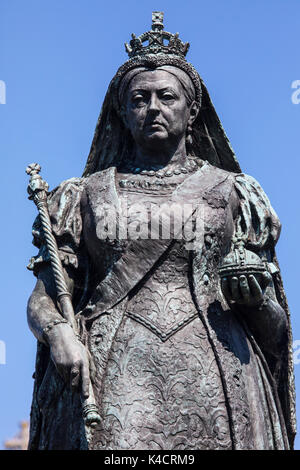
[0,0,300,450]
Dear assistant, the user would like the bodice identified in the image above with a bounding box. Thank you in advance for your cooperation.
[117,176,200,341]
[125,241,199,342]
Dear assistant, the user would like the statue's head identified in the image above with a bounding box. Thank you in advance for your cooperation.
[119,67,199,158]
[83,12,241,176]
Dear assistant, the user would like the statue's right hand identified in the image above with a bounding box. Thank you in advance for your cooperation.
[46,323,91,399]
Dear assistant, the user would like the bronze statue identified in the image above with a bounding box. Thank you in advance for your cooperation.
[26,12,296,450]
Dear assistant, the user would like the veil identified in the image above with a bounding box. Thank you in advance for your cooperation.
[82,56,241,176]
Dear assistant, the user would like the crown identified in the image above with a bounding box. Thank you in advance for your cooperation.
[125,12,190,59]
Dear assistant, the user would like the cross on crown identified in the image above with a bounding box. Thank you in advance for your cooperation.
[125,12,190,59]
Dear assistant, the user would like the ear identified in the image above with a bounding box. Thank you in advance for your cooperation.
[187,101,199,126]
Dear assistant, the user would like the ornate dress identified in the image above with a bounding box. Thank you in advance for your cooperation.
[26,11,296,451]
[28,161,295,450]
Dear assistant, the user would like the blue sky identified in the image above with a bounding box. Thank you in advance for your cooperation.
[1,0,300,449]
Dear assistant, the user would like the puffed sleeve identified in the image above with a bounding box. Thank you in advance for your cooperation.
[233,173,281,273]
[27,177,84,276]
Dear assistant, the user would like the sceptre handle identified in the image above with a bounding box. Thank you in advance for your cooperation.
[26,163,100,428]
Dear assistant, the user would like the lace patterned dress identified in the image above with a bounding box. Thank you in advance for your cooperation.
[28,163,291,450]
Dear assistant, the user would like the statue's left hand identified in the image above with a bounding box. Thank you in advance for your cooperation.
[221,272,271,309]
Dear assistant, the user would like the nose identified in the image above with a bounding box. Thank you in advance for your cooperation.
[148,93,160,113]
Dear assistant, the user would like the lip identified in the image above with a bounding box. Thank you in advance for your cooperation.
[145,121,165,129]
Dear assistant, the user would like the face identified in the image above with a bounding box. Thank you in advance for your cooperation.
[123,70,198,152]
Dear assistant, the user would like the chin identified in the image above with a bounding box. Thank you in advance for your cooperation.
[143,131,168,144]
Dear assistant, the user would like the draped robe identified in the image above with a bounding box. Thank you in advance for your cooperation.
[27,161,296,450]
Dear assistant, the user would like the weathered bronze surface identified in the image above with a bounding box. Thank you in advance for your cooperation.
[26,12,296,450]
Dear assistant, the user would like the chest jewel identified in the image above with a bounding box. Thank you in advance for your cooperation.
[125,242,199,341]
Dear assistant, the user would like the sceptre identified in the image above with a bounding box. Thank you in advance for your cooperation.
[26,163,101,428]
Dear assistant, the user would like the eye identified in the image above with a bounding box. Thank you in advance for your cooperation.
[131,94,147,107]
[161,93,174,100]
[159,91,177,103]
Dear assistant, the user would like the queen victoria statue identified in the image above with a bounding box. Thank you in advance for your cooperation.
[26,12,296,450]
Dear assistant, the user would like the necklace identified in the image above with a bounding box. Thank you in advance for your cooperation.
[120,158,199,178]
[118,158,201,192]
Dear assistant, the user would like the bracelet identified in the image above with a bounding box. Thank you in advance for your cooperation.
[42,319,82,343]
[42,319,71,341]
